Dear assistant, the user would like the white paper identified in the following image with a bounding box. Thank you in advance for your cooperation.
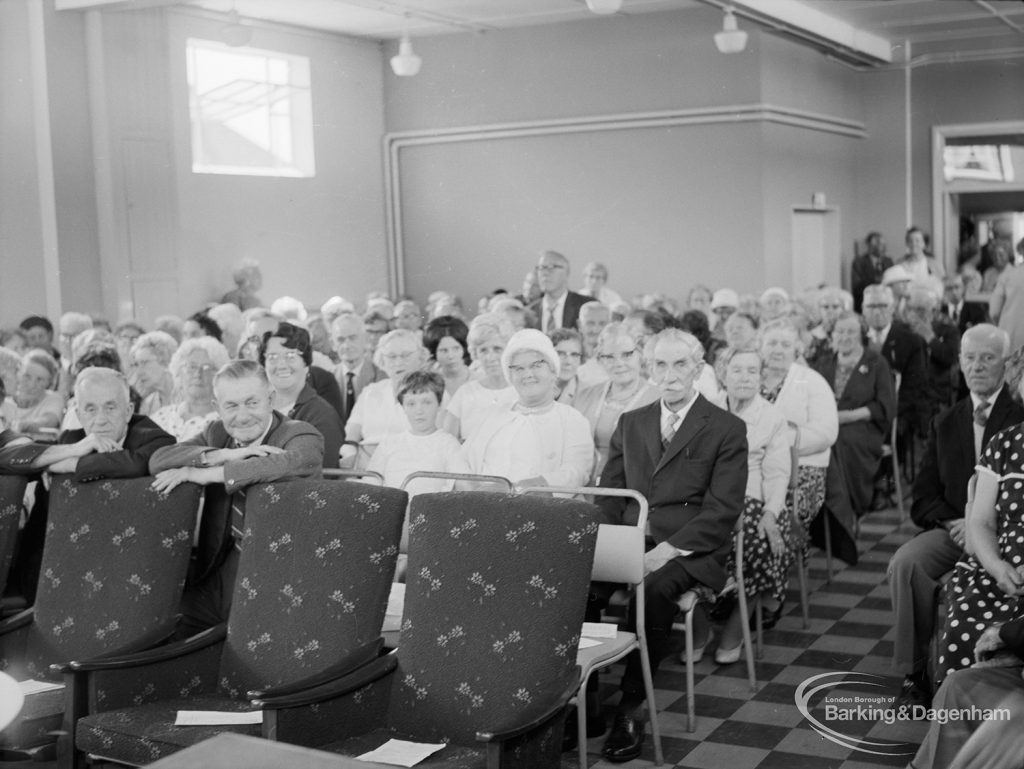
[18,679,64,695]
[386,583,406,618]
[581,622,617,639]
[578,637,603,649]
[355,739,446,767]
[174,710,263,726]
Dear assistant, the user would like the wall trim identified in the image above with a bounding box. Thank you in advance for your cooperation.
[382,103,866,297]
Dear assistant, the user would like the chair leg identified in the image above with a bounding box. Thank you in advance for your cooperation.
[797,550,810,630]
[683,606,696,735]
[638,636,665,766]
[754,595,764,661]
[737,587,757,690]
[575,677,588,769]
[822,511,834,583]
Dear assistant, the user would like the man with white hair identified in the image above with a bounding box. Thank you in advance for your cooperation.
[888,324,1024,713]
[595,328,747,762]
[0,367,175,601]
[331,313,386,426]
[862,283,928,488]
[904,285,960,419]
[221,258,263,311]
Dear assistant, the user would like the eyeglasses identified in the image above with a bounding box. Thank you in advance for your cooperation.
[556,350,582,360]
[596,349,638,364]
[536,264,566,273]
[508,360,551,376]
[862,303,890,310]
[185,363,214,375]
[265,351,303,365]
[382,350,418,363]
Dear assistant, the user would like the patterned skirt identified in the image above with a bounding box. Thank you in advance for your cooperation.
[790,465,827,530]
[728,496,796,605]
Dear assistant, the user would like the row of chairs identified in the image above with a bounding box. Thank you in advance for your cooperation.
[0,474,615,769]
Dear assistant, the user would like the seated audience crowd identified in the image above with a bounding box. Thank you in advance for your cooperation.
[1,232,1021,769]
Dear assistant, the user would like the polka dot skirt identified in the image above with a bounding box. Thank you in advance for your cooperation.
[935,427,1024,686]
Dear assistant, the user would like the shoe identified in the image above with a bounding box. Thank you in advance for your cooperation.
[759,600,786,631]
[561,704,607,751]
[714,641,744,665]
[601,713,645,763]
[893,675,932,717]
[679,631,711,664]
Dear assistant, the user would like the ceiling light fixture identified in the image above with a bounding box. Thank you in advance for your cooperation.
[585,0,623,15]
[714,7,748,54]
[390,33,422,77]
[219,8,253,48]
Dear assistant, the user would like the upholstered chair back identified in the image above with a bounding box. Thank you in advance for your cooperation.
[15,478,199,679]
[388,491,599,743]
[216,480,407,696]
[0,475,27,597]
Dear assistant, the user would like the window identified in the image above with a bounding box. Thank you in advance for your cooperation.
[186,39,315,177]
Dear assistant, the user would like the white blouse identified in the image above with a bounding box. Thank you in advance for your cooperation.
[771,362,838,468]
[444,379,518,442]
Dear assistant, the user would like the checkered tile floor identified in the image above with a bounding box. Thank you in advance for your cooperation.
[578,505,929,769]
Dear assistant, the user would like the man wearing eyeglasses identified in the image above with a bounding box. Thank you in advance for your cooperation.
[148,359,323,636]
[0,367,175,602]
[527,250,591,334]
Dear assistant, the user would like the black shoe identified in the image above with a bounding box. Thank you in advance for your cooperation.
[561,705,607,752]
[601,713,645,763]
[748,600,785,631]
[893,676,932,717]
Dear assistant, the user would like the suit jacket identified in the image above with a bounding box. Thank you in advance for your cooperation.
[528,290,591,333]
[597,395,748,592]
[0,414,174,482]
[149,411,324,582]
[333,358,387,425]
[290,383,345,468]
[851,254,894,312]
[309,365,344,418]
[940,301,989,334]
[911,386,1024,530]
[880,321,929,434]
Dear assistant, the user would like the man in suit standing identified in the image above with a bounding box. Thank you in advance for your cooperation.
[527,250,590,334]
[941,274,988,334]
[331,313,386,427]
[149,360,323,636]
[597,328,748,762]
[851,232,893,312]
[0,367,175,601]
[888,324,1024,713]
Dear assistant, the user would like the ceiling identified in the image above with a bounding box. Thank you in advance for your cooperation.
[58,0,1024,66]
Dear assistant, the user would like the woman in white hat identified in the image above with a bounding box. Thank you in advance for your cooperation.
[461,329,594,491]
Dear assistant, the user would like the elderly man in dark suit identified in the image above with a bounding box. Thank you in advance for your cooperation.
[149,359,323,637]
[596,328,748,762]
[527,250,591,334]
[851,231,893,312]
[888,324,1024,713]
[0,367,174,602]
[330,312,386,427]
[941,274,988,334]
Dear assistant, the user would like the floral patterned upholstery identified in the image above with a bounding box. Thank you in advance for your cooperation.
[74,480,408,765]
[0,477,200,750]
[324,491,600,768]
[0,475,27,598]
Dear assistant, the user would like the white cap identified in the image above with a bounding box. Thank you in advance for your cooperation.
[500,328,560,381]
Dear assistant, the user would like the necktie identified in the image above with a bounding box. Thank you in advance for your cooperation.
[951,305,960,325]
[974,399,990,428]
[230,487,247,551]
[868,330,883,353]
[344,371,356,418]
[546,303,558,332]
[662,413,678,453]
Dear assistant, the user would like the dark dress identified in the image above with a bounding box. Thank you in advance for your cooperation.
[814,348,896,517]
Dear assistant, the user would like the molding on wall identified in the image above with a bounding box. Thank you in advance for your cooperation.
[382,103,867,297]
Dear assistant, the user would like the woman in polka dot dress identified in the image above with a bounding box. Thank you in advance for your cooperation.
[935,424,1024,685]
